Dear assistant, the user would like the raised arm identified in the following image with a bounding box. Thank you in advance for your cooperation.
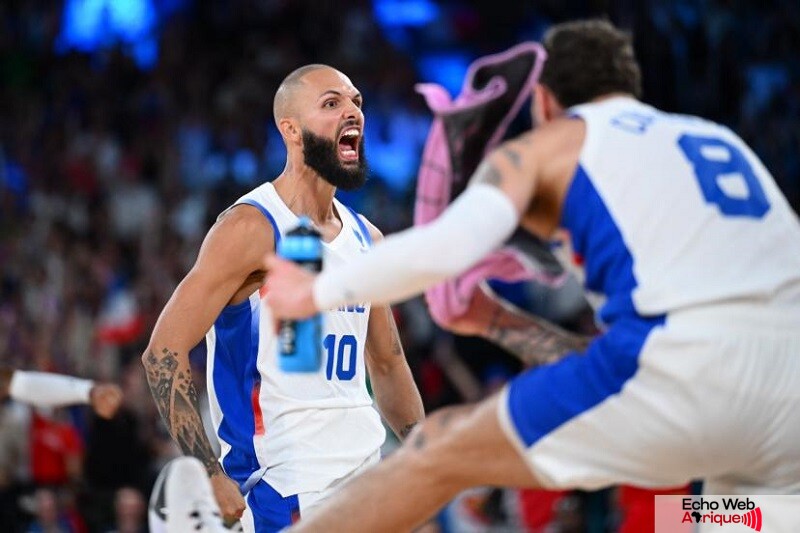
[141,206,272,521]
[265,132,542,319]
[359,222,425,441]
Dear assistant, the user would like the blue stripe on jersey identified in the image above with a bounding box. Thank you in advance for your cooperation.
[507,314,664,447]
[345,206,372,246]
[211,298,261,486]
[561,165,638,324]
[239,199,282,248]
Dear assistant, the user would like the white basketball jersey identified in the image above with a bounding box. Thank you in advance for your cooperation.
[561,97,800,324]
[205,182,385,497]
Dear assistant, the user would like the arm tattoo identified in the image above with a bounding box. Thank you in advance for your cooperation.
[144,348,220,476]
[411,430,426,450]
[399,423,417,439]
[471,160,503,187]
[438,410,455,429]
[485,307,590,367]
[388,317,404,357]
[144,349,177,422]
[501,146,522,168]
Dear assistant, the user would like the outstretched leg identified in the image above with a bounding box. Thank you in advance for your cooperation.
[291,393,542,533]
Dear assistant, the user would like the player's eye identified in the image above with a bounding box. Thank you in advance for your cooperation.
[324,99,338,109]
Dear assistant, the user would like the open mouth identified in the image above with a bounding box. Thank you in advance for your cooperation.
[337,127,360,163]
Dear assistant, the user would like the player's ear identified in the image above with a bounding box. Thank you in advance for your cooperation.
[279,118,302,145]
[531,84,548,127]
[532,83,564,125]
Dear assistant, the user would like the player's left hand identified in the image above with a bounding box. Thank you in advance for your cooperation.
[89,383,123,419]
[264,255,318,319]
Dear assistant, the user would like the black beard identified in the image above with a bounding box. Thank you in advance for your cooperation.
[301,129,367,191]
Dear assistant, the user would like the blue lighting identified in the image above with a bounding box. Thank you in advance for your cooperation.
[373,0,439,28]
[131,36,158,68]
[416,52,471,97]
[55,0,185,69]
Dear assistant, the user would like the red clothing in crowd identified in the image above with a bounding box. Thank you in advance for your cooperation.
[30,411,83,485]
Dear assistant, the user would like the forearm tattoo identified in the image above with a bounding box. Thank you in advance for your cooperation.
[144,348,220,476]
[485,307,590,367]
[399,423,417,439]
[389,317,404,358]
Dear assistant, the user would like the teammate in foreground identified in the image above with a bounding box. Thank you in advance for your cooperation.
[266,20,800,532]
[141,64,423,530]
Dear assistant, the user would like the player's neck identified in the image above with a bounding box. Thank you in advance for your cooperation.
[590,92,636,104]
[273,163,338,226]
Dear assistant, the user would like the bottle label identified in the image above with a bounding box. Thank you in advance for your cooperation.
[278,320,296,355]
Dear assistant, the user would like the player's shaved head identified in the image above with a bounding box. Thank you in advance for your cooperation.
[273,64,334,127]
[271,63,366,188]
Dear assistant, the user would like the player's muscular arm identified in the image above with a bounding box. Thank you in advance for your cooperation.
[477,287,589,365]
[360,221,425,440]
[485,307,590,365]
[142,207,273,476]
[437,284,589,365]
[470,132,540,213]
[365,305,425,439]
[473,118,583,223]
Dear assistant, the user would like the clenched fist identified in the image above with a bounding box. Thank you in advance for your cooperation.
[210,470,246,523]
[89,383,123,419]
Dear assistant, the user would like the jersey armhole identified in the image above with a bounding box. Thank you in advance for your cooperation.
[344,205,373,247]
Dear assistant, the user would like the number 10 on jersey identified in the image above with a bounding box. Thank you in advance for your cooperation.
[323,334,357,381]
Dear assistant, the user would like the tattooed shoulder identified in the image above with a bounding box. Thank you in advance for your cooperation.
[471,160,503,187]
[500,146,522,168]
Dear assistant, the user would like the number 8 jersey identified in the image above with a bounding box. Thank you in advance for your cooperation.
[563,96,800,326]
[205,182,385,499]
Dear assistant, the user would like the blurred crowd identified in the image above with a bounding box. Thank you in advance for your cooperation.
[0,0,797,531]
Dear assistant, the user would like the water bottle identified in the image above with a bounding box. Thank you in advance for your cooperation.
[276,216,323,372]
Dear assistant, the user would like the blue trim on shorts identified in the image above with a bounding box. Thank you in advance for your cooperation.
[507,314,665,447]
[239,199,282,248]
[246,479,301,532]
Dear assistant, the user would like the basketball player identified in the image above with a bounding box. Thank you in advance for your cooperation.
[265,20,800,532]
[0,368,122,418]
[141,65,424,531]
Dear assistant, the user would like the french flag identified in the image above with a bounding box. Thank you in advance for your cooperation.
[96,287,144,345]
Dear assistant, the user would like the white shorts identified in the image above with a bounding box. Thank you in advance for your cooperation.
[239,450,380,532]
[498,304,800,494]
